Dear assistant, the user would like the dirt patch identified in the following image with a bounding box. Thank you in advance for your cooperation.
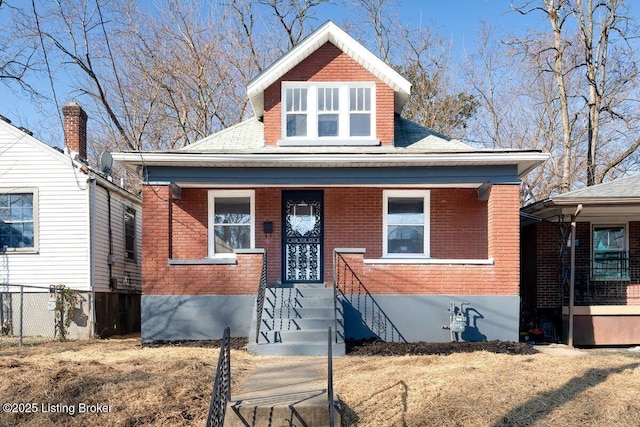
[346,339,538,356]
[143,337,248,351]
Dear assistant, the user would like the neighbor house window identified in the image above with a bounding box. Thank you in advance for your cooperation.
[592,224,628,280]
[124,206,137,261]
[282,82,375,143]
[0,189,37,252]
[383,190,430,257]
[208,190,255,257]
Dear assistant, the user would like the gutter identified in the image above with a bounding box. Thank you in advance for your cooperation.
[112,151,549,179]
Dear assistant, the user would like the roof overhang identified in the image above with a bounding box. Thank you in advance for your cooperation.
[246,21,412,117]
[112,150,548,179]
[522,197,640,223]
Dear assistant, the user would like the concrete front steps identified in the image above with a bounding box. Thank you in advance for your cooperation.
[247,284,346,356]
[223,357,341,426]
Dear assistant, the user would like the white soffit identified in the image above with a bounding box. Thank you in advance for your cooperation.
[246,21,412,117]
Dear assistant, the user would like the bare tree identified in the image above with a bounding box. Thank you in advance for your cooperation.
[256,0,331,51]
[0,1,40,95]
[571,0,639,185]
[464,22,586,201]
[512,0,640,192]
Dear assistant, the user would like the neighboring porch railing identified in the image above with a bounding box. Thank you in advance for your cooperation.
[254,251,268,343]
[563,254,640,306]
[333,250,406,343]
[206,326,231,427]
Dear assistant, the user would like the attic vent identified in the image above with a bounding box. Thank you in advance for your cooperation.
[0,115,11,124]
[18,126,33,136]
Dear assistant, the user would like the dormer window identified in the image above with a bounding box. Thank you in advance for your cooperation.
[281,82,376,145]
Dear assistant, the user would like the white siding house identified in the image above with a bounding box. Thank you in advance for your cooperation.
[0,105,141,338]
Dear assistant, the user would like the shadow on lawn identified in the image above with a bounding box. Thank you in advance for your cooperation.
[493,362,640,426]
[339,380,409,427]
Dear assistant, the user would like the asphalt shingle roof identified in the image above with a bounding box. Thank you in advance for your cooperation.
[554,174,640,200]
[179,116,475,154]
[179,118,265,151]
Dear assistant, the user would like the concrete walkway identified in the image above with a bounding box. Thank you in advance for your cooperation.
[224,357,341,427]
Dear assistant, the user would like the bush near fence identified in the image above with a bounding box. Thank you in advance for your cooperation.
[0,285,89,347]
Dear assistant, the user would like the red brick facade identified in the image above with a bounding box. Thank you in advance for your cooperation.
[142,185,519,297]
[142,186,264,296]
[263,42,395,146]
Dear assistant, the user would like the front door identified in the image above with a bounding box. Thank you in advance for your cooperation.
[282,191,323,283]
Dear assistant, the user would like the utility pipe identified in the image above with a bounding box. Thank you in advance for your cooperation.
[89,176,97,339]
[568,204,582,348]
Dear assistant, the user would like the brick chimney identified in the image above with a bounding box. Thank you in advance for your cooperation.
[62,102,88,161]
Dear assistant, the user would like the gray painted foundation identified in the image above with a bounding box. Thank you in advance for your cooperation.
[341,294,520,342]
[141,295,255,342]
[142,294,519,343]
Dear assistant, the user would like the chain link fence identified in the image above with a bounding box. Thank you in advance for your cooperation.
[0,285,90,348]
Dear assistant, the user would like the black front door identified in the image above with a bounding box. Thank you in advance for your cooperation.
[282,190,323,283]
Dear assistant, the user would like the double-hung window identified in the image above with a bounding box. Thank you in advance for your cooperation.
[285,87,308,137]
[592,224,628,280]
[0,189,37,252]
[383,190,430,257]
[282,82,375,144]
[349,87,372,136]
[317,87,340,136]
[208,190,255,257]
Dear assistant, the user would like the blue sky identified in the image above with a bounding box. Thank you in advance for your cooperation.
[0,0,580,147]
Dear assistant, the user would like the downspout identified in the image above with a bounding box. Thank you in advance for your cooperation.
[89,175,97,339]
[107,188,114,289]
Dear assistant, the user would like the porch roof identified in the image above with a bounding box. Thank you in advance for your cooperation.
[113,116,548,184]
[522,174,640,222]
[113,150,548,183]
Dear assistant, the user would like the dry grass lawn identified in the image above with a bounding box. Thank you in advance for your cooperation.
[0,338,639,426]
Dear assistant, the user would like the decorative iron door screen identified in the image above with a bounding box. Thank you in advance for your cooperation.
[282,191,323,283]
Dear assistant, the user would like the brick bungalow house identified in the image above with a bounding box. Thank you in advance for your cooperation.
[113,21,547,354]
[521,175,640,346]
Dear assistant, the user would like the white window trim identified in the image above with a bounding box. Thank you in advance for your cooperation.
[207,190,255,258]
[382,190,430,258]
[591,222,629,281]
[280,81,376,145]
[0,187,39,254]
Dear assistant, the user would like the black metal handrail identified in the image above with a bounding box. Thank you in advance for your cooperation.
[206,326,231,427]
[327,326,335,427]
[562,254,640,306]
[334,250,407,343]
[255,251,268,343]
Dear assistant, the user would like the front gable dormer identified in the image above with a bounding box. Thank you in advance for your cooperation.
[247,22,411,147]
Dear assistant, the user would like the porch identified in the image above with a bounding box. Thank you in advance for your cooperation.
[138,179,525,347]
[521,219,640,346]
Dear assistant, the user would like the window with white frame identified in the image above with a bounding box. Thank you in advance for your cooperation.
[282,82,375,142]
[383,190,430,257]
[285,87,308,137]
[0,189,37,252]
[349,87,372,136]
[208,190,255,257]
[592,224,628,280]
